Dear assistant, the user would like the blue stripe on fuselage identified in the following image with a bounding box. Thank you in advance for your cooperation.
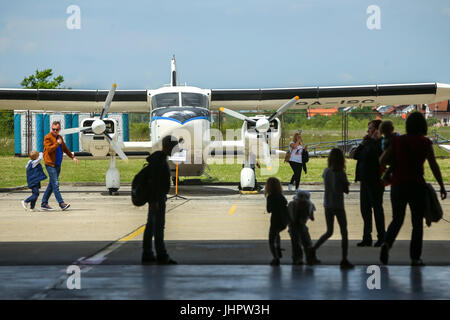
[151,116,209,125]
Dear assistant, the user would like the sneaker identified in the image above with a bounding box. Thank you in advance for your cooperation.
[357,240,372,247]
[21,200,28,210]
[288,184,293,191]
[411,259,425,267]
[270,258,280,266]
[340,259,354,269]
[41,203,55,211]
[380,243,389,265]
[60,202,70,211]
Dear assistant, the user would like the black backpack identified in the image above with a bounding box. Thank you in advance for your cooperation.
[131,163,154,206]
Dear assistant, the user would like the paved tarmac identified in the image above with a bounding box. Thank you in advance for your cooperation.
[0,184,449,300]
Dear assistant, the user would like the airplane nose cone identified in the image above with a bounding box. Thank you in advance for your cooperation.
[256,118,270,132]
[92,119,106,135]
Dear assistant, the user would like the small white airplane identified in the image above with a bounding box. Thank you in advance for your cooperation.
[1,56,450,193]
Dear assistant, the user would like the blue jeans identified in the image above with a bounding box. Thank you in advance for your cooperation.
[142,197,168,259]
[25,185,40,209]
[41,164,63,205]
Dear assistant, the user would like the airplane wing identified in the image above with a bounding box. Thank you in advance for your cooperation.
[123,141,152,153]
[0,88,148,112]
[210,82,450,111]
[72,142,153,159]
[438,144,450,152]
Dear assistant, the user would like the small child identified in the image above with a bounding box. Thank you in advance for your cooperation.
[311,148,354,269]
[265,177,289,266]
[380,120,399,184]
[380,120,398,151]
[287,189,321,265]
[21,151,47,211]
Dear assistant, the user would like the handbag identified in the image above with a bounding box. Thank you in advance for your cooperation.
[284,150,291,163]
[424,183,443,227]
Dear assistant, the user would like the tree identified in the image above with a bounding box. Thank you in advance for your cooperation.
[21,69,64,89]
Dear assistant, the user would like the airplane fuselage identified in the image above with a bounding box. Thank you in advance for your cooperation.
[148,86,211,176]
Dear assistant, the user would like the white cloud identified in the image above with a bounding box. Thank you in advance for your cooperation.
[443,7,450,17]
[1,17,62,54]
[339,73,356,81]
[23,41,37,52]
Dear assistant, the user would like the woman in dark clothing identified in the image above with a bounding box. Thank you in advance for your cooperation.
[380,112,447,266]
[265,177,289,266]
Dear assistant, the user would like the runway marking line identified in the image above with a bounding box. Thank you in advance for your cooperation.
[119,225,146,242]
[228,204,237,215]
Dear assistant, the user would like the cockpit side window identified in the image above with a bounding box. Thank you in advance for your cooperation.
[151,93,180,108]
[181,93,209,108]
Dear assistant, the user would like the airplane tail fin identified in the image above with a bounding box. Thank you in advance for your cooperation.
[171,55,177,87]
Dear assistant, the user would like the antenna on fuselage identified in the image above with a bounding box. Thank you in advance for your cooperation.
[171,55,177,87]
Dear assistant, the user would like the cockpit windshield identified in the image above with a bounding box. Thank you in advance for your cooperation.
[181,93,209,108]
[151,92,209,109]
[151,93,179,109]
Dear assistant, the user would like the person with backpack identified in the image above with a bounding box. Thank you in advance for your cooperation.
[379,112,447,266]
[287,189,320,265]
[140,135,179,265]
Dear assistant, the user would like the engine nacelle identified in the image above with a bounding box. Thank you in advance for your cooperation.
[244,117,281,152]
[80,118,118,157]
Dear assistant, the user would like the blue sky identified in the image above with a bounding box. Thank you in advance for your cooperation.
[0,0,449,90]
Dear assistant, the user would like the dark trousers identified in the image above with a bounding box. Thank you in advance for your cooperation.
[314,208,349,259]
[268,225,283,259]
[360,181,385,241]
[143,198,168,259]
[384,184,425,260]
[289,161,302,189]
[25,185,40,209]
[288,220,313,262]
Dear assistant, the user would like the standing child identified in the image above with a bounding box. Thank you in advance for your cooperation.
[288,189,321,265]
[265,177,289,266]
[21,151,47,211]
[380,120,399,185]
[311,148,354,269]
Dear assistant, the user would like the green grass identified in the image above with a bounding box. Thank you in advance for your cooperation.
[1,156,448,188]
[0,137,14,156]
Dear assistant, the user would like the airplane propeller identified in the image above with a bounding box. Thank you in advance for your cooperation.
[219,96,299,168]
[59,83,128,161]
